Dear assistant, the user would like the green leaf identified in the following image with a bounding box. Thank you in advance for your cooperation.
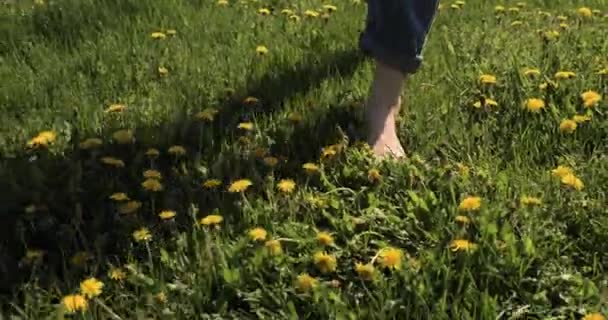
[407,190,429,212]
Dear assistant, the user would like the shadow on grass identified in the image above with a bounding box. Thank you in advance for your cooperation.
[2,0,150,55]
[0,47,366,304]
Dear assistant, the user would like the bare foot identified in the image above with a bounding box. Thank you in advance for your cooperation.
[366,99,406,158]
[365,61,407,159]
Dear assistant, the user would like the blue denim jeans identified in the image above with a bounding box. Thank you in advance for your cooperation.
[360,0,439,74]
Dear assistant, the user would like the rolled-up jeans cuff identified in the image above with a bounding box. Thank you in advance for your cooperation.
[359,34,423,74]
[359,0,439,75]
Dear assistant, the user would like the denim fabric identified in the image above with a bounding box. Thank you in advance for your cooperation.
[360,0,439,74]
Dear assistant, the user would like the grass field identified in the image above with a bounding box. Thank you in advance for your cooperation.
[1,0,608,318]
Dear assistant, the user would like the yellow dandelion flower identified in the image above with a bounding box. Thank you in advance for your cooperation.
[485,98,498,107]
[277,179,296,193]
[316,231,334,246]
[132,227,152,242]
[449,239,478,252]
[166,29,177,36]
[473,98,498,109]
[27,130,56,149]
[523,68,541,77]
[142,178,163,192]
[520,196,542,206]
[237,122,254,131]
[228,179,252,193]
[248,227,267,241]
[100,156,125,168]
[322,4,337,12]
[258,8,270,15]
[516,2,526,8]
[552,165,574,178]
[143,169,162,180]
[167,145,186,156]
[510,20,523,27]
[112,129,134,144]
[145,148,160,158]
[109,268,126,281]
[537,10,552,17]
[355,262,375,281]
[296,273,318,292]
[199,214,223,226]
[151,32,166,39]
[255,45,268,55]
[313,251,337,273]
[543,30,560,40]
[573,115,591,123]
[559,23,569,29]
[582,313,606,320]
[243,96,259,105]
[539,80,559,90]
[561,173,584,190]
[80,277,103,298]
[577,7,592,18]
[158,210,176,220]
[78,138,103,150]
[557,15,568,21]
[479,74,497,85]
[304,9,319,17]
[62,294,88,314]
[155,292,167,304]
[559,119,577,134]
[289,14,300,22]
[202,179,222,189]
[378,247,403,270]
[598,68,608,76]
[195,108,219,122]
[494,5,505,13]
[217,0,228,6]
[104,103,127,113]
[525,98,545,112]
[302,162,320,174]
[263,156,279,167]
[265,239,282,255]
[281,9,294,15]
[455,0,465,6]
[450,4,461,10]
[581,90,602,108]
[367,168,382,183]
[508,7,519,13]
[109,192,129,201]
[118,200,142,214]
[455,215,471,225]
[555,71,576,80]
[158,66,169,76]
[458,196,481,211]
[321,147,337,160]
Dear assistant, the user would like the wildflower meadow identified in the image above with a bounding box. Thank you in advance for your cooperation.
[1,0,607,319]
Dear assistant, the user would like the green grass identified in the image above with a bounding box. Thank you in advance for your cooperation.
[1,0,607,318]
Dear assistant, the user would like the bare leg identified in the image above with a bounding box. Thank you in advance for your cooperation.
[365,59,406,158]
